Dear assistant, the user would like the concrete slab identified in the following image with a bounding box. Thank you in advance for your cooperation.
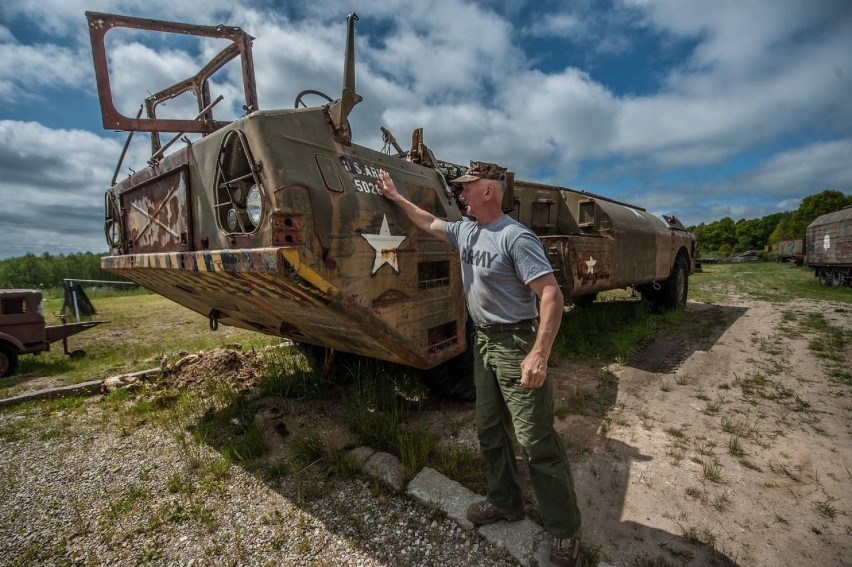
[0,380,102,408]
[407,466,478,529]
[0,367,160,409]
[408,466,550,566]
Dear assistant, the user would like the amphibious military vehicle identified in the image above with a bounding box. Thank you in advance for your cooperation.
[87,12,697,390]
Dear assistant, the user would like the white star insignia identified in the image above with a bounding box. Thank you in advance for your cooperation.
[362,214,406,274]
[585,255,597,274]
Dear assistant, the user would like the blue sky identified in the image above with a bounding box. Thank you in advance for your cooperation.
[0,0,850,258]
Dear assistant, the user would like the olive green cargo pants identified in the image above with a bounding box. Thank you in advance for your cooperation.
[473,328,581,538]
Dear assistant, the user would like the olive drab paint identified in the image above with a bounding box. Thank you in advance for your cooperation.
[87,12,698,379]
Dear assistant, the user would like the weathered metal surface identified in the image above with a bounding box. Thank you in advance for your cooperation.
[777,239,804,258]
[102,248,467,368]
[92,12,697,373]
[0,290,103,366]
[806,207,852,268]
[121,166,191,253]
[86,12,257,140]
[805,207,852,286]
[44,321,104,343]
[512,181,696,297]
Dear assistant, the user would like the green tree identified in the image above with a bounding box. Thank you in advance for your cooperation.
[767,213,793,246]
[784,190,851,239]
[698,216,737,253]
[0,252,121,288]
[732,212,790,252]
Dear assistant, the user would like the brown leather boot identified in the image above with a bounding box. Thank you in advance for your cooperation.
[465,500,525,525]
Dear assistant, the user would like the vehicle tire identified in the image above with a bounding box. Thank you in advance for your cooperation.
[419,348,475,401]
[831,268,843,287]
[643,255,688,312]
[571,293,598,308]
[418,319,476,401]
[293,342,344,376]
[819,268,831,286]
[0,343,20,378]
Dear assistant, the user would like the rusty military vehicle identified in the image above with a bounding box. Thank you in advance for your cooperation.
[87,12,696,394]
[805,206,852,287]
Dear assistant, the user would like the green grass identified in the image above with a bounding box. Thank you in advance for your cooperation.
[4,291,280,394]
[5,261,849,547]
[776,310,852,387]
[552,299,662,362]
[689,262,852,304]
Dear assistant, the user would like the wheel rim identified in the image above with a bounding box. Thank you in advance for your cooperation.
[831,269,842,287]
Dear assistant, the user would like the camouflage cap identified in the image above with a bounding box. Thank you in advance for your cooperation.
[451,161,507,184]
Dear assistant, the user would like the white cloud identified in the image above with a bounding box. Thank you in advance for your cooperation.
[0,120,122,257]
[735,138,852,197]
[1,0,244,36]
[0,41,90,103]
[0,0,850,257]
[0,120,119,198]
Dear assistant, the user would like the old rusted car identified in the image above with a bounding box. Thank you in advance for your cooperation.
[0,289,102,377]
[87,12,696,394]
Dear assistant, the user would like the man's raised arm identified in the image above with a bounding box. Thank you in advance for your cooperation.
[378,170,448,240]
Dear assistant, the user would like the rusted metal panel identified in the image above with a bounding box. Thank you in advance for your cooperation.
[541,237,614,295]
[0,291,45,347]
[120,166,191,254]
[93,11,697,378]
[806,207,852,267]
[102,248,467,368]
[86,11,257,135]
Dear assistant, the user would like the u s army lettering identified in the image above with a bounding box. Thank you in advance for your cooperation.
[461,248,499,269]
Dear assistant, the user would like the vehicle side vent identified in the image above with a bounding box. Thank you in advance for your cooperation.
[578,199,597,233]
[418,260,450,291]
[427,321,458,354]
[214,129,266,235]
[531,199,556,235]
[509,198,522,222]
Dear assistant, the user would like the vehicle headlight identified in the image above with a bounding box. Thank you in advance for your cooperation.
[246,184,263,225]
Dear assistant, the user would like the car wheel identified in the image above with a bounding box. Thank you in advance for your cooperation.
[0,343,20,378]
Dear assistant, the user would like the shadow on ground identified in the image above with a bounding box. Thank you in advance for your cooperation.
[194,300,750,565]
[546,301,748,565]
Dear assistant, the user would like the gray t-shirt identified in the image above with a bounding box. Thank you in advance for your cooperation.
[444,215,553,327]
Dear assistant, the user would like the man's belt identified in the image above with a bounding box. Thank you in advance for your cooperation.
[475,319,537,334]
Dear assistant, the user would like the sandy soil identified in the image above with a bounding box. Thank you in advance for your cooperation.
[4,297,850,566]
[546,298,852,566]
[317,295,850,566]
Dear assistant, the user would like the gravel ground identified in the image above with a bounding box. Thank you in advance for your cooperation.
[0,398,518,566]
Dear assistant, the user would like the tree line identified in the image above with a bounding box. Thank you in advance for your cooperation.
[687,189,851,258]
[0,252,126,289]
[1,188,849,287]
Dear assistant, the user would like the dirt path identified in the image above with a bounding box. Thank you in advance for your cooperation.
[2,297,849,566]
[547,299,851,566]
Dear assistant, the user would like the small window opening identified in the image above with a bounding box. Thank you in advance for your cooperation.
[418,260,450,291]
